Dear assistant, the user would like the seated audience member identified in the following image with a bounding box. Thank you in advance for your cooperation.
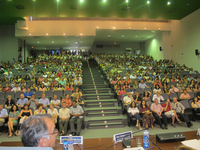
[11,83,21,92]
[162,75,170,83]
[51,77,58,86]
[169,84,179,93]
[123,92,134,106]
[191,97,200,114]
[172,97,193,127]
[153,84,162,94]
[70,101,84,136]
[0,103,8,126]
[19,104,32,124]
[152,91,164,103]
[61,94,72,107]
[47,103,58,123]
[64,83,74,91]
[130,73,137,79]
[19,79,26,87]
[139,79,148,89]
[71,87,83,98]
[180,90,191,100]
[110,77,118,85]
[186,84,193,93]
[140,100,154,129]
[74,95,84,106]
[30,83,38,92]
[162,79,169,88]
[151,99,168,129]
[128,101,142,130]
[54,83,64,91]
[34,103,46,115]
[50,95,61,108]
[126,85,135,95]
[3,83,11,93]
[134,91,142,104]
[39,84,47,92]
[117,86,126,100]
[21,86,26,93]
[177,83,185,93]
[192,83,198,93]
[27,94,38,110]
[8,104,19,137]
[132,80,139,89]
[154,79,162,88]
[74,76,83,90]
[5,95,15,108]
[162,99,182,127]
[58,102,70,136]
[17,94,29,108]
[38,74,45,82]
[20,114,57,148]
[58,77,66,86]
[142,91,151,106]
[39,93,49,108]
[124,81,130,90]
[24,88,34,98]
[43,78,50,87]
[162,85,170,95]
[196,87,200,99]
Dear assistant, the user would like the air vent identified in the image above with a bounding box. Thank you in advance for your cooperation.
[70,6,79,10]
[15,5,25,9]
[105,45,112,48]
[121,7,131,11]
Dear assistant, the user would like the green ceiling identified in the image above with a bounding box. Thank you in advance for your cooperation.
[0,0,200,25]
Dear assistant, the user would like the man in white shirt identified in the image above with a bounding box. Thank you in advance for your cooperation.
[11,83,21,93]
[130,73,137,79]
[58,102,70,135]
[152,91,164,103]
[123,92,134,106]
[139,80,148,89]
[50,95,61,108]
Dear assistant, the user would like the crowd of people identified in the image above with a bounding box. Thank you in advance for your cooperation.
[96,53,200,130]
[0,53,85,137]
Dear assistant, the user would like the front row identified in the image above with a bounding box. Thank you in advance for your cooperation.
[128,97,193,130]
[0,101,84,138]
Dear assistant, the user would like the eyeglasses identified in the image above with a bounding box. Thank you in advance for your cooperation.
[45,128,58,136]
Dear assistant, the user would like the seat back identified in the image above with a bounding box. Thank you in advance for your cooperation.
[180,100,191,109]
[169,93,178,100]
[161,93,169,100]
[15,91,24,98]
[0,92,5,98]
[5,91,15,98]
[135,88,143,95]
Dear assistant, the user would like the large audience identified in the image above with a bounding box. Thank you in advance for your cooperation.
[96,53,200,129]
[0,53,84,137]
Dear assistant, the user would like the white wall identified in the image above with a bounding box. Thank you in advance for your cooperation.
[91,42,144,54]
[170,9,200,71]
[0,25,18,62]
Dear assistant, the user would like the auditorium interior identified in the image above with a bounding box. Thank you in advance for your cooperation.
[0,0,200,149]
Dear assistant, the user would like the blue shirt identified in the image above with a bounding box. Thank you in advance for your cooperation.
[24,92,34,98]
[17,98,28,105]
[39,98,49,105]
[126,88,135,94]
[0,108,8,117]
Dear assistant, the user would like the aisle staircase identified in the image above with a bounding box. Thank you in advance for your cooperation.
[82,60,127,129]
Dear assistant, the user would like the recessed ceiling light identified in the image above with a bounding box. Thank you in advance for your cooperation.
[80,33,82,35]
[147,1,150,4]
[167,1,170,5]
[135,36,137,37]
[126,0,128,2]
[75,42,78,44]
[44,48,46,49]
[37,41,39,43]
[144,28,146,30]
[187,3,190,5]
[29,33,31,35]
[108,35,110,37]
[113,27,115,29]
[148,36,150,37]
[66,41,68,43]
[81,41,83,43]
[76,47,78,48]
[32,46,34,48]
[114,42,116,44]
[103,0,106,2]
[52,41,54,43]
[129,27,131,29]
[97,26,99,28]
[32,0,36,1]
[46,33,48,35]
[63,33,65,35]
[159,28,161,30]
[122,35,124,37]
[57,0,59,2]
[80,0,83,2]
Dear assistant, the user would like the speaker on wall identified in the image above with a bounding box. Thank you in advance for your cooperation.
[159,46,163,51]
[195,49,199,55]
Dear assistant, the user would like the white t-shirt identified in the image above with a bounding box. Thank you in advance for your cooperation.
[128,107,139,115]
[152,94,164,103]
[51,100,61,107]
[123,96,132,104]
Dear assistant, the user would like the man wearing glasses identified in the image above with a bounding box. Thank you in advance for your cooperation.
[20,114,58,148]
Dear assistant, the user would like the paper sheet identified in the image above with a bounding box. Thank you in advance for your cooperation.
[181,139,200,150]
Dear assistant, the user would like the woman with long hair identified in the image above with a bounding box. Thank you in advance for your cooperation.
[8,104,19,137]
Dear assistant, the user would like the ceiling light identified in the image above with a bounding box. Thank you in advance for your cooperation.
[29,33,31,35]
[81,41,83,43]
[75,42,78,44]
[108,35,110,37]
[159,28,161,30]
[148,36,150,37]
[32,46,34,48]
[76,47,78,48]
[114,42,116,44]
[32,0,36,1]
[57,0,59,2]
[126,0,128,2]
[97,26,99,28]
[80,0,83,2]
[144,28,146,30]
[113,27,115,29]
[63,33,65,35]
[80,33,82,35]
[122,35,124,37]
[52,41,54,43]
[147,1,150,4]
[44,48,46,49]
[66,41,68,43]
[129,27,131,29]
[135,36,137,37]
[37,41,39,43]
[103,0,106,2]
[167,1,170,5]
[46,33,48,35]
